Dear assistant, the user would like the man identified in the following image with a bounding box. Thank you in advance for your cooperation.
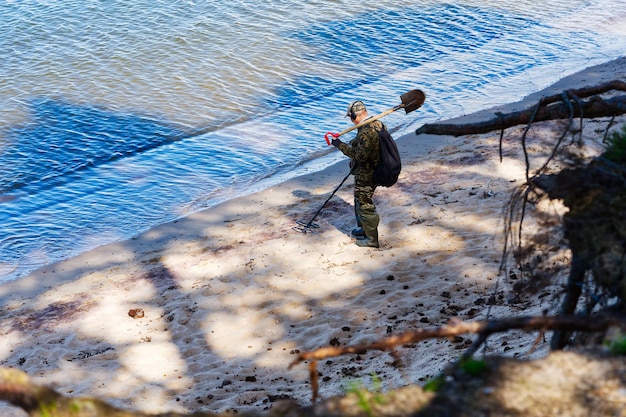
[331,100,381,248]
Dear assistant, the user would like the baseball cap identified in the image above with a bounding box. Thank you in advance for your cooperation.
[346,100,366,118]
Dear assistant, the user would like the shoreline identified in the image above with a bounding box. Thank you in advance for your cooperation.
[2,53,624,285]
[0,57,625,416]
[0,129,463,307]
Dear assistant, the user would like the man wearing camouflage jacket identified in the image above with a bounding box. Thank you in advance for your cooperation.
[331,100,381,248]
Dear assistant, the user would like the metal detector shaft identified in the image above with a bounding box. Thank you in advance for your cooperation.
[295,170,352,232]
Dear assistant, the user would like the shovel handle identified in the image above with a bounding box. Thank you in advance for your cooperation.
[325,103,405,145]
[324,89,425,146]
[325,131,339,146]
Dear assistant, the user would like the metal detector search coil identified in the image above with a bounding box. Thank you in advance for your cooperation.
[293,219,320,233]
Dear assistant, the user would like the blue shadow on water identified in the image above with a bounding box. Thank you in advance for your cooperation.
[0,98,192,194]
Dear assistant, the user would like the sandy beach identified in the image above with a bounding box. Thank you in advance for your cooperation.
[1,57,625,416]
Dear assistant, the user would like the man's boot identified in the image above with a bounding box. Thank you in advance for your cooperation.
[355,237,378,248]
[351,228,366,238]
[355,233,379,248]
[355,221,379,248]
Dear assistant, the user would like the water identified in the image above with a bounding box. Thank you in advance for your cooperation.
[1,0,625,283]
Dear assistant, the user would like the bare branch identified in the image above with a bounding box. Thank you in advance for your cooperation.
[416,81,626,137]
[289,314,626,402]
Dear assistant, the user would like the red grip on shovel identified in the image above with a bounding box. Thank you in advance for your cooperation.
[325,132,339,146]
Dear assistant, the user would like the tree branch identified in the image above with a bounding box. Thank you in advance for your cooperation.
[289,314,626,402]
[416,81,626,137]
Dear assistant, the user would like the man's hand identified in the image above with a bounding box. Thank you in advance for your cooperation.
[331,137,343,148]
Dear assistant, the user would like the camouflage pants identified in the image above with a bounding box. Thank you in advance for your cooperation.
[354,176,379,240]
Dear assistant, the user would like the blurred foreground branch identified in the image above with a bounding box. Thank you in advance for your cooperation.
[289,314,626,402]
[0,368,224,417]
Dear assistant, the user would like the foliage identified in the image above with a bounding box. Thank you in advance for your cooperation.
[608,335,626,355]
[604,124,626,162]
[459,358,489,376]
[422,359,488,395]
[344,373,385,416]
[423,375,444,392]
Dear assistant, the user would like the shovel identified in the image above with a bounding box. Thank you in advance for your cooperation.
[324,89,426,145]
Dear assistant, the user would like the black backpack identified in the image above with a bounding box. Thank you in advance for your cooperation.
[373,125,401,187]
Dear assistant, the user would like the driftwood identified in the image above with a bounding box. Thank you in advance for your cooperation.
[289,314,626,402]
[416,80,626,136]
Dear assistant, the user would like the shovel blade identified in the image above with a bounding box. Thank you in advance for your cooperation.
[400,89,426,114]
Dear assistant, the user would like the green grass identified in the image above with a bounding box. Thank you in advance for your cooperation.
[344,373,385,416]
[423,375,444,392]
[608,335,626,355]
[459,358,489,376]
[604,124,626,163]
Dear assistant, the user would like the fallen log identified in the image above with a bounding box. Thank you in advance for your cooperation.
[416,80,626,136]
